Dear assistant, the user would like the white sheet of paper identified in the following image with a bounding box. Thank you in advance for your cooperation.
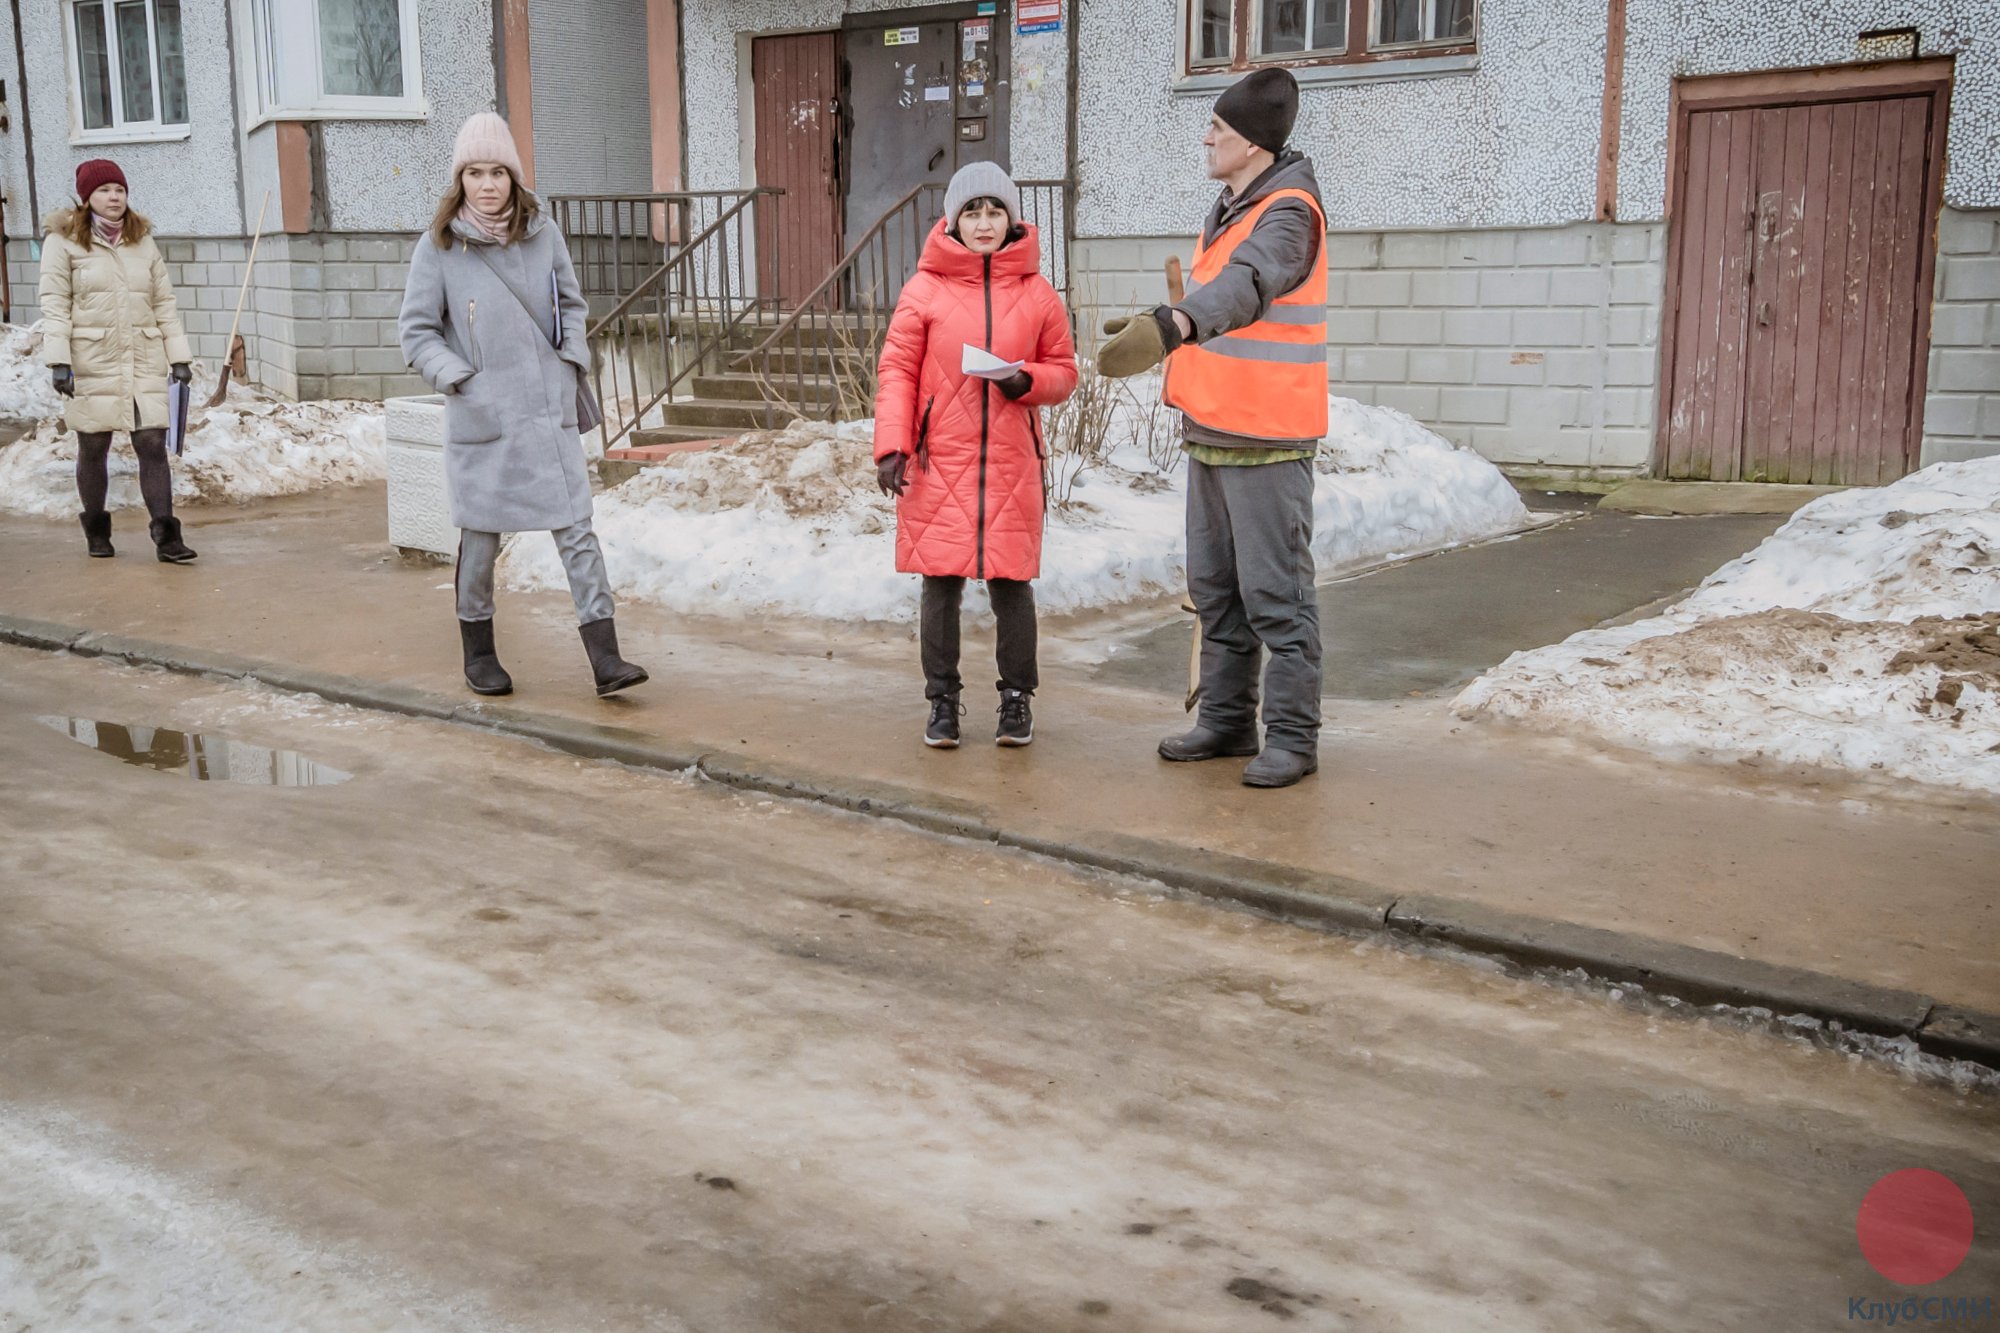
[961,344,1025,380]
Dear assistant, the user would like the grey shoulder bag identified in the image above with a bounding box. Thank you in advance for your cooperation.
[467,242,603,433]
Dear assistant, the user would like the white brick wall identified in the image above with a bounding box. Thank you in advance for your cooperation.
[7,232,428,403]
[1924,208,2000,466]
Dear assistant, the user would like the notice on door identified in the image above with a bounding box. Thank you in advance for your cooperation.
[1018,0,1061,34]
[884,26,920,45]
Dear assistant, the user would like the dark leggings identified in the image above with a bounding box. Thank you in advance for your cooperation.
[76,429,174,521]
[921,576,1039,700]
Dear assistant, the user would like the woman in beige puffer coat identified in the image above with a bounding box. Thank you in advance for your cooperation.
[38,158,197,562]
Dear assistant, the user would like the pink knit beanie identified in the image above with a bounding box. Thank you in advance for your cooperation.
[452,112,525,180]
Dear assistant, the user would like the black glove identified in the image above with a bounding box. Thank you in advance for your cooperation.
[997,369,1034,401]
[876,452,909,498]
[51,365,74,398]
[169,363,193,385]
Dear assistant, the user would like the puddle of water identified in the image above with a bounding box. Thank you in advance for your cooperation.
[35,716,352,787]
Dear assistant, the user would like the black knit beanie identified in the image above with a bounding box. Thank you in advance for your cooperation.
[1213,68,1299,155]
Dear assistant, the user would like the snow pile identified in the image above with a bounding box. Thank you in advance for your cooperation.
[1455,459,2000,796]
[502,380,1533,622]
[0,324,385,516]
[0,324,63,424]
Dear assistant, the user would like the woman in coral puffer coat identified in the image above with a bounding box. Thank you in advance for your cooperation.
[874,162,1077,750]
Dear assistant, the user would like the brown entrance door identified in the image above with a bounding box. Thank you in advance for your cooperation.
[752,32,842,309]
[1657,63,1950,485]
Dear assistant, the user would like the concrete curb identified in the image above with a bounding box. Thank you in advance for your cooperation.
[6,611,1995,1071]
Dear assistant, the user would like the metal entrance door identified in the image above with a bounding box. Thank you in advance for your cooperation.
[1657,66,1950,485]
[752,32,843,309]
[841,8,1010,304]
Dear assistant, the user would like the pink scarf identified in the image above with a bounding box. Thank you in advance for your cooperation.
[457,201,514,245]
[90,212,123,248]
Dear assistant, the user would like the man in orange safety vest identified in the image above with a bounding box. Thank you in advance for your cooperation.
[1099,67,1327,789]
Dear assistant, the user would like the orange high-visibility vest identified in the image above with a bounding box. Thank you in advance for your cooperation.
[1163,187,1328,443]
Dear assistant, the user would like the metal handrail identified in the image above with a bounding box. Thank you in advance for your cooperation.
[588,190,768,333]
[737,182,934,360]
[737,177,1072,363]
[585,187,784,448]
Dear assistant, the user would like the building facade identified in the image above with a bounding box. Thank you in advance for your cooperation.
[0,0,672,402]
[3,0,1994,483]
[679,0,2000,483]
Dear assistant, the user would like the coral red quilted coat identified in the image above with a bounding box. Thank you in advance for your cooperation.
[874,220,1077,581]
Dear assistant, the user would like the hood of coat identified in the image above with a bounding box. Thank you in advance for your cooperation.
[1206,150,1322,237]
[915,218,1044,283]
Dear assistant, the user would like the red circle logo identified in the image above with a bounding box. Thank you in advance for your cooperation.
[1856,1170,1976,1285]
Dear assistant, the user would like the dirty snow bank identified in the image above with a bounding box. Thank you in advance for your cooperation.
[0,323,385,516]
[503,380,1531,622]
[1454,459,2000,796]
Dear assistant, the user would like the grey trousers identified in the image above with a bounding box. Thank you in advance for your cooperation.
[1186,457,1322,753]
[456,519,615,625]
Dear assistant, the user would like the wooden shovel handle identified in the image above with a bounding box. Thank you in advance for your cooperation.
[1165,256,1185,304]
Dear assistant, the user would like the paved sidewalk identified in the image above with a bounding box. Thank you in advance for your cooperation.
[2,488,1995,1056]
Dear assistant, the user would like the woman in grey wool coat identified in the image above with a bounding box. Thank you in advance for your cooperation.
[399,111,645,697]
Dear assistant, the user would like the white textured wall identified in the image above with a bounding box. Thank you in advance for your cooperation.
[1619,0,2000,219]
[20,0,242,236]
[320,0,495,232]
[682,1,1071,192]
[1074,0,1607,236]
[0,1,29,239]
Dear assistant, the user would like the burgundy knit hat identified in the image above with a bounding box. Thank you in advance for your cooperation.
[76,159,127,201]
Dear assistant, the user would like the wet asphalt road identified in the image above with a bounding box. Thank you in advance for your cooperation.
[1095,497,1787,700]
[1,644,1995,1332]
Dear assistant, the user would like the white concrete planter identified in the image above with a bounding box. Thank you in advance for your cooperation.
[384,395,457,558]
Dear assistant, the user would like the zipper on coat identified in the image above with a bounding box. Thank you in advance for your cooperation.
[915,396,934,472]
[976,255,992,581]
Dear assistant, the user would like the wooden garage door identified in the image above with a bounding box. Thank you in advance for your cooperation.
[1658,74,1949,485]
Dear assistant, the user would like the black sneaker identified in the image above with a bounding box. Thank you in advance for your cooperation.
[924,695,963,748]
[996,689,1033,747]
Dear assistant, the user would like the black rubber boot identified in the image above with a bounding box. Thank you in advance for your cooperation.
[149,516,198,563]
[1242,748,1318,789]
[1157,725,1261,762]
[459,618,514,696]
[80,511,114,558]
[579,617,648,696]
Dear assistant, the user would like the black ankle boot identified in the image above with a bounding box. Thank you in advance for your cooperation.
[149,515,197,563]
[578,618,648,696]
[459,618,514,695]
[80,511,114,558]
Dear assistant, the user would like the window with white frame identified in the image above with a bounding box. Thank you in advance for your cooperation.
[244,0,424,120]
[68,0,188,137]
[1187,0,1473,74]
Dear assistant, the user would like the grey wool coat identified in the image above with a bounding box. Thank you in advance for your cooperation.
[398,211,594,533]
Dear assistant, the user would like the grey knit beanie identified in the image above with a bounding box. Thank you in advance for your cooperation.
[942,160,1020,229]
